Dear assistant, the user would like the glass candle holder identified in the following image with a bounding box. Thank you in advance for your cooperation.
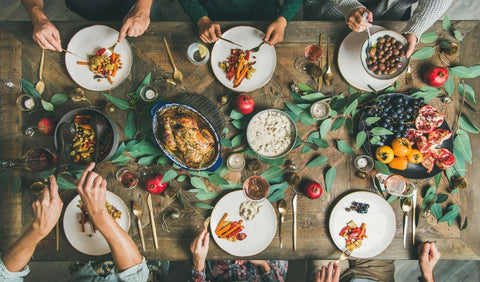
[16,94,36,111]
[187,43,210,65]
[227,153,245,171]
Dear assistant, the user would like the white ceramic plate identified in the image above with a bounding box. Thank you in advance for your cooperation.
[338,26,397,91]
[63,191,130,256]
[65,25,133,91]
[211,26,276,92]
[329,191,395,258]
[210,190,277,256]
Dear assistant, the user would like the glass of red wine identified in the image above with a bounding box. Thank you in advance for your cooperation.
[294,44,323,74]
[116,167,139,189]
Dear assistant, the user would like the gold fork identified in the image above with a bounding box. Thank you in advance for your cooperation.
[336,249,352,264]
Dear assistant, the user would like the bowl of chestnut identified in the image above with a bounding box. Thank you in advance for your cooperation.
[361,30,410,80]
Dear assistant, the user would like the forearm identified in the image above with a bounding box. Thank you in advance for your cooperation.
[277,0,302,23]
[260,260,288,281]
[178,0,208,24]
[402,0,454,39]
[1,227,44,272]
[94,213,142,271]
[331,0,364,20]
[21,0,48,24]
[134,0,153,15]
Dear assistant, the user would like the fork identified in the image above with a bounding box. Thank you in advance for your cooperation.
[99,41,119,59]
[132,201,145,252]
[249,42,265,52]
[336,249,352,264]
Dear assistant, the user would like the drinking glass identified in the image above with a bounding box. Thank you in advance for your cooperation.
[294,44,323,74]
[384,174,415,197]
[1,76,22,94]
[243,176,270,202]
[116,167,139,189]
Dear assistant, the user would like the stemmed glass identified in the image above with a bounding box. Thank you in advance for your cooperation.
[294,44,323,74]
[0,148,57,171]
[243,176,270,202]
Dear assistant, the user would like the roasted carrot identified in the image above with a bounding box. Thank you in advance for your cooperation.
[217,222,233,236]
[77,61,89,65]
[215,213,228,234]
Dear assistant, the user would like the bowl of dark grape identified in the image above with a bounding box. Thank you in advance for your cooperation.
[360,30,410,80]
[359,93,453,179]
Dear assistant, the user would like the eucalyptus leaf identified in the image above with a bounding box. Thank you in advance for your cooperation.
[221,138,232,148]
[459,115,480,133]
[330,117,345,132]
[337,140,355,154]
[193,202,214,209]
[208,174,229,185]
[135,73,152,96]
[345,118,354,134]
[370,135,381,145]
[298,83,314,92]
[439,40,450,49]
[438,204,460,226]
[451,188,458,194]
[442,14,451,30]
[21,79,42,98]
[325,167,336,192]
[453,30,463,41]
[343,99,358,116]
[312,138,329,148]
[190,171,209,178]
[161,170,178,183]
[230,109,244,120]
[0,170,10,185]
[57,176,77,189]
[190,177,207,191]
[283,110,299,122]
[218,180,242,190]
[370,127,393,136]
[302,144,312,154]
[195,191,218,200]
[384,86,396,93]
[431,203,443,219]
[461,217,468,230]
[443,74,454,95]
[454,129,472,163]
[12,175,22,194]
[356,131,366,149]
[421,187,436,210]
[450,66,473,78]
[469,65,480,78]
[125,139,140,152]
[285,102,304,116]
[231,134,242,148]
[348,86,355,95]
[231,120,245,129]
[452,151,466,177]
[222,127,229,135]
[301,92,325,101]
[394,80,401,89]
[387,195,397,202]
[436,193,448,203]
[51,94,69,105]
[125,110,136,139]
[128,150,146,158]
[306,155,328,168]
[319,118,332,139]
[412,88,442,102]
[268,189,286,203]
[374,161,390,175]
[458,83,476,104]
[411,47,435,60]
[365,117,381,124]
[290,91,305,103]
[157,156,169,165]
[177,175,187,182]
[111,142,126,160]
[420,31,438,43]
[260,166,284,182]
[138,155,156,166]
[269,182,288,195]
[103,93,130,110]
[299,113,315,125]
[111,154,131,165]
[434,173,442,188]
[41,100,54,111]
[259,156,285,167]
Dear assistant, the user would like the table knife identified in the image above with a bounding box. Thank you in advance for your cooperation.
[218,37,243,48]
[147,194,159,249]
[412,188,417,245]
[292,194,297,251]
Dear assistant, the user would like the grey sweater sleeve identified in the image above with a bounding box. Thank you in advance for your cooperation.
[401,0,454,39]
[331,0,365,19]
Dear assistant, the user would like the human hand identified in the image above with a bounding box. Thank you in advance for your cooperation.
[403,33,418,58]
[347,7,373,32]
[264,17,287,46]
[190,229,209,271]
[118,5,150,42]
[247,260,272,273]
[316,262,340,282]
[32,19,62,51]
[197,17,222,44]
[76,162,109,225]
[418,242,440,282]
[32,175,63,238]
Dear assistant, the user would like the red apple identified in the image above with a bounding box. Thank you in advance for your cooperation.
[234,93,254,115]
[304,181,323,199]
[38,117,57,136]
[424,66,448,87]
[145,174,167,194]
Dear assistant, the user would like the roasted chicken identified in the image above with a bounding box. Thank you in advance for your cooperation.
[159,108,215,168]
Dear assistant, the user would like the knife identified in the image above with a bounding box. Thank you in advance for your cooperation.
[412,187,417,245]
[218,37,243,48]
[147,194,159,249]
[292,194,297,251]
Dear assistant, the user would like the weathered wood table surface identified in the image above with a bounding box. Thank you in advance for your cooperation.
[0,21,479,261]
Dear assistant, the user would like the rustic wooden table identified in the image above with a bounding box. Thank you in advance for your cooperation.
[0,20,479,261]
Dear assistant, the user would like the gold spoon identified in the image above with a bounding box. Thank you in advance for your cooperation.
[163,37,183,84]
[132,202,146,252]
[402,198,412,248]
[35,48,45,94]
[324,36,334,86]
[204,216,211,230]
[277,199,287,249]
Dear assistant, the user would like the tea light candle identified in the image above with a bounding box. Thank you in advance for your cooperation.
[356,157,368,169]
[140,85,158,102]
[354,155,374,172]
[310,101,330,120]
[227,153,245,171]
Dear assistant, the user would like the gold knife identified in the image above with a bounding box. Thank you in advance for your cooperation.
[292,194,297,251]
[406,65,413,85]
[412,187,417,245]
[56,222,59,251]
[147,194,158,249]
[317,33,323,91]
[218,37,243,48]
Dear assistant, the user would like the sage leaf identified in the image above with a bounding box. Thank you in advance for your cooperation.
[195,191,218,200]
[298,83,314,92]
[51,94,69,105]
[218,180,242,190]
[221,138,232,148]
[103,93,130,110]
[442,14,451,30]
[222,127,229,135]
[469,65,480,78]
[454,129,472,163]
[230,109,244,120]
[348,86,355,95]
[231,134,242,148]
[12,175,21,194]
[312,138,329,148]
[374,161,390,175]
[365,117,381,124]
[283,110,299,122]
[306,155,328,168]
[319,118,332,139]
[299,112,315,125]
[191,177,207,191]
[21,79,42,98]
[177,175,187,182]
[111,154,131,165]
[436,193,448,203]
[337,140,355,154]
[41,100,54,111]
[431,203,442,219]
[194,202,214,209]
[285,102,304,116]
[443,74,454,95]
[125,110,136,139]
[345,118,354,134]
[411,47,435,60]
[138,155,156,166]
[412,88,442,102]
[453,29,463,41]
[459,115,480,133]
[356,131,366,149]
[370,135,381,145]
[450,66,473,78]
[208,174,229,185]
[161,170,178,183]
[57,176,77,189]
[330,117,345,132]
[259,156,285,167]
[420,31,438,43]
[438,204,460,226]
[231,120,245,129]
[261,167,284,182]
[325,167,336,192]
[370,127,393,136]
[458,83,476,104]
[302,144,312,154]
[139,143,163,155]
[301,92,325,101]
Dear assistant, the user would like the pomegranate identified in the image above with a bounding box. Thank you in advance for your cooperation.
[38,117,57,136]
[234,93,254,115]
[304,181,323,199]
[145,174,167,194]
[424,66,448,87]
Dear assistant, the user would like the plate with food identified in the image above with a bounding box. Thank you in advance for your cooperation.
[65,25,133,91]
[54,108,119,165]
[338,25,398,91]
[360,93,454,179]
[210,190,277,257]
[63,191,130,256]
[211,26,276,92]
[329,191,395,258]
[151,102,222,171]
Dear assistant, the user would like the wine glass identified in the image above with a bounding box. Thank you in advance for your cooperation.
[243,176,270,202]
[294,44,323,74]
[384,174,415,197]
[0,148,57,171]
